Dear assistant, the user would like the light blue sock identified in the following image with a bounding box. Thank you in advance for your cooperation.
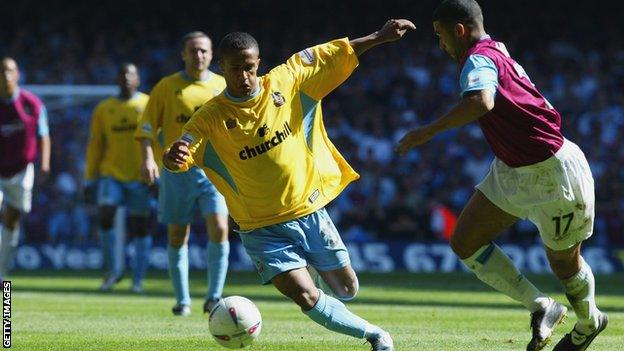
[303,289,372,339]
[168,245,191,306]
[133,236,152,286]
[206,241,229,301]
[101,228,118,277]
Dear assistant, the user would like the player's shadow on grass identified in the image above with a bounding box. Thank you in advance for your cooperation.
[14,270,624,313]
[16,285,624,313]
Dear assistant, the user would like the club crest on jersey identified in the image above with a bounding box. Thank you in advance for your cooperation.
[225,118,237,129]
[271,91,285,107]
[299,48,315,65]
[258,124,269,137]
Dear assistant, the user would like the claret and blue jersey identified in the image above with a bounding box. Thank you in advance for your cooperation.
[459,35,564,167]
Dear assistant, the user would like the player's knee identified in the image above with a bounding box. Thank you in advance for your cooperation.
[2,206,21,229]
[215,220,228,235]
[98,206,117,230]
[207,217,229,242]
[99,216,115,230]
[167,232,188,247]
[278,283,318,310]
[450,232,472,258]
[548,256,579,279]
[293,288,320,310]
[127,216,149,237]
[334,279,359,301]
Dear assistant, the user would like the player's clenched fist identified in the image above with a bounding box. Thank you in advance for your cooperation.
[395,125,435,156]
[376,19,416,42]
[163,140,191,171]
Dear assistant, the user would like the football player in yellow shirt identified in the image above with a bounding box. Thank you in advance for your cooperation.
[135,32,229,316]
[84,63,151,293]
[164,20,415,350]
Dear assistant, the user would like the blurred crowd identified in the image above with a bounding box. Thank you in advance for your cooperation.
[2,0,623,246]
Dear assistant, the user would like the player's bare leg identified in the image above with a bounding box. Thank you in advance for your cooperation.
[272,267,393,350]
[451,191,565,351]
[203,213,229,313]
[128,215,152,293]
[98,205,122,292]
[546,244,607,351]
[316,265,359,301]
[450,191,518,258]
[0,205,22,281]
[168,223,192,316]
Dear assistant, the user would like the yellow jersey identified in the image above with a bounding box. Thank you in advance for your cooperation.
[134,71,226,161]
[85,93,150,182]
[170,38,360,230]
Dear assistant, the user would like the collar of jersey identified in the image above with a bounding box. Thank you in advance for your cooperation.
[224,80,262,103]
[117,91,140,101]
[2,88,20,104]
[180,70,212,82]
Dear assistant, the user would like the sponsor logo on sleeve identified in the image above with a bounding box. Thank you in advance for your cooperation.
[141,122,152,133]
[468,74,481,85]
[308,189,320,204]
[298,48,315,65]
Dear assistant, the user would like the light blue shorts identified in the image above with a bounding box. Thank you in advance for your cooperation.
[238,208,350,284]
[97,177,150,216]
[158,167,228,224]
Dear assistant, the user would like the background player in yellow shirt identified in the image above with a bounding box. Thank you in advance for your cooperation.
[135,32,229,316]
[164,20,415,350]
[84,63,151,293]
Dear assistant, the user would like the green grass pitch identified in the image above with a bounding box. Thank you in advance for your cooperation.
[11,270,623,350]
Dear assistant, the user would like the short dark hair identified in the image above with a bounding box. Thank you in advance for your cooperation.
[433,0,483,27]
[180,31,210,50]
[218,32,259,58]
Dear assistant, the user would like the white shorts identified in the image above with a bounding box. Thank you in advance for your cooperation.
[476,140,595,251]
[0,163,34,213]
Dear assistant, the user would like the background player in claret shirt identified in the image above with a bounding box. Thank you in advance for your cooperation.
[84,63,152,293]
[164,19,415,351]
[0,57,51,282]
[396,1,607,350]
[134,31,229,316]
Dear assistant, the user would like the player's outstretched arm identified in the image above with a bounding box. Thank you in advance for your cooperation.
[349,19,416,56]
[396,89,494,155]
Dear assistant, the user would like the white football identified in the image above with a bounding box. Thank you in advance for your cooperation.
[208,296,262,349]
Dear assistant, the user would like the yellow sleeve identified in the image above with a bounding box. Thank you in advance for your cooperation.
[162,109,208,172]
[285,38,359,101]
[135,81,164,141]
[84,103,105,181]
